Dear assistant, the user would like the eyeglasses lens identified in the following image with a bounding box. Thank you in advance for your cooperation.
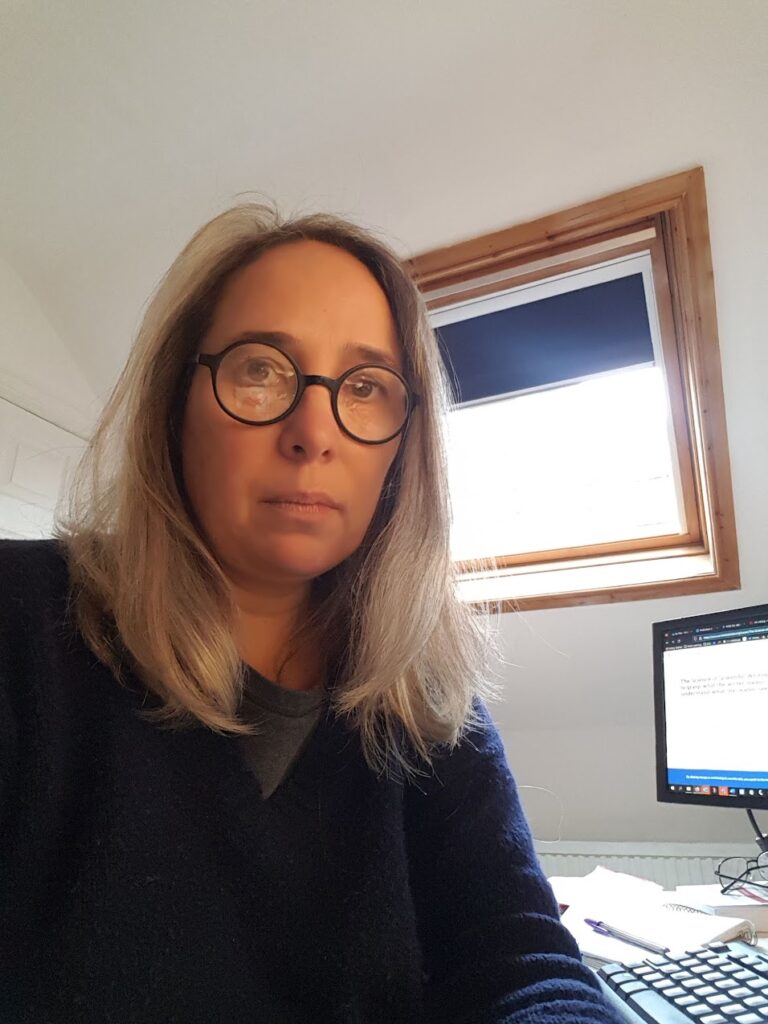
[217,343,409,442]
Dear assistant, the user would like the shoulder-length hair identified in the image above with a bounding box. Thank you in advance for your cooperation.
[57,202,500,780]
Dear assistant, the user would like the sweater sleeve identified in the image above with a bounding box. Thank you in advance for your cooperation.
[0,655,18,824]
[404,698,624,1024]
[0,545,21,825]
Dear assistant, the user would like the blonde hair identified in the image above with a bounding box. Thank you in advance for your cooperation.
[57,201,500,780]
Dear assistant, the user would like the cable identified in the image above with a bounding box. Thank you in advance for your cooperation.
[519,784,565,844]
[747,808,768,854]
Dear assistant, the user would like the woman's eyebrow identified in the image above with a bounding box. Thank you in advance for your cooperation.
[232,331,400,371]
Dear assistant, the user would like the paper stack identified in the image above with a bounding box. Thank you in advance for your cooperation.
[673,883,768,932]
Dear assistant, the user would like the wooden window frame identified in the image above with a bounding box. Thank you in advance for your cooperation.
[407,168,740,610]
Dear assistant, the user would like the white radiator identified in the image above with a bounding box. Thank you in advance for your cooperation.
[534,841,756,889]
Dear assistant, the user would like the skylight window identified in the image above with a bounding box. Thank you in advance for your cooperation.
[409,168,739,608]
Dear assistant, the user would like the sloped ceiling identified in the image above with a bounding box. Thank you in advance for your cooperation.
[0,0,764,399]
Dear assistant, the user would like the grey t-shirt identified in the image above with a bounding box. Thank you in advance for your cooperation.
[236,667,328,799]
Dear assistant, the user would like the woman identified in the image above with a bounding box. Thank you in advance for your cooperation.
[0,204,622,1022]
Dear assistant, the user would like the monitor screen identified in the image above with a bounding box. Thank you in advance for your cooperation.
[654,603,768,810]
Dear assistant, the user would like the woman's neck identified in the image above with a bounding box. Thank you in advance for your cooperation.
[230,580,321,691]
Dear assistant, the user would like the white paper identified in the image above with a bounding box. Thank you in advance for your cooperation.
[551,866,754,963]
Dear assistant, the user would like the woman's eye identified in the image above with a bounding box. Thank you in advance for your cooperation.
[246,359,270,379]
[348,377,383,399]
[239,359,280,384]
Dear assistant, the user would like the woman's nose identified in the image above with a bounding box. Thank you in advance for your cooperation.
[277,381,339,459]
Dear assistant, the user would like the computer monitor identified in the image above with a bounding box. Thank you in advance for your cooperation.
[653,603,768,810]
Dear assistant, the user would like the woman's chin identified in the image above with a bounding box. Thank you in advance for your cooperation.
[250,540,350,584]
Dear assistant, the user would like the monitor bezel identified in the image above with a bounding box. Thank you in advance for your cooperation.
[653,602,768,811]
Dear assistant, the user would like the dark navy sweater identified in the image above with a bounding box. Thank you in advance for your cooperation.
[0,539,622,1023]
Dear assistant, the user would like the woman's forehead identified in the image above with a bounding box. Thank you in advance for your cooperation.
[204,240,402,365]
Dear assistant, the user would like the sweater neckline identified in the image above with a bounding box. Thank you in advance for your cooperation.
[241,663,328,718]
[214,698,359,817]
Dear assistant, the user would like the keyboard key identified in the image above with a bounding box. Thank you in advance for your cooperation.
[693,985,718,997]
[722,1004,749,1016]
[745,996,768,1009]
[733,987,756,999]
[606,971,635,990]
[748,980,768,991]
[616,980,648,997]
[733,1014,762,1024]
[627,988,697,1023]
[674,994,698,1007]
[600,962,628,976]
[709,993,733,1006]
[700,1015,727,1024]
[716,979,740,991]
[653,978,675,990]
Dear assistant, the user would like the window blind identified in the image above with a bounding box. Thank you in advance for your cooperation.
[436,273,654,405]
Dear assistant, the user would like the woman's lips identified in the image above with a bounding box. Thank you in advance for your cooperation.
[263,491,340,510]
[263,500,336,516]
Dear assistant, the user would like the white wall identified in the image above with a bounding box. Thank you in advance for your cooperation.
[0,256,98,438]
[0,257,95,539]
[0,396,87,539]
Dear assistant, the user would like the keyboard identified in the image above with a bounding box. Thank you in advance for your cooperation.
[596,941,768,1024]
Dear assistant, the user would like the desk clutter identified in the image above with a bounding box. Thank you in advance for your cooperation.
[551,867,768,1023]
[551,867,759,967]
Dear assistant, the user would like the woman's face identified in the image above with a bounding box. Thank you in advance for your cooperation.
[181,240,405,592]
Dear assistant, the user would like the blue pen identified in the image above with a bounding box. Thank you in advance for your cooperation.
[584,918,669,955]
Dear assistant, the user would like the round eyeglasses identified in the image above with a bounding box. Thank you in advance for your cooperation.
[715,851,768,896]
[191,339,419,445]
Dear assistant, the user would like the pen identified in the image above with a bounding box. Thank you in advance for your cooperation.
[584,918,669,955]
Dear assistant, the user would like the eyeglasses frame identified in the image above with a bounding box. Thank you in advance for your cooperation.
[191,339,420,446]
[715,854,768,896]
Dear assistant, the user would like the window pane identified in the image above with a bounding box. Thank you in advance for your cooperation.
[447,365,684,562]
